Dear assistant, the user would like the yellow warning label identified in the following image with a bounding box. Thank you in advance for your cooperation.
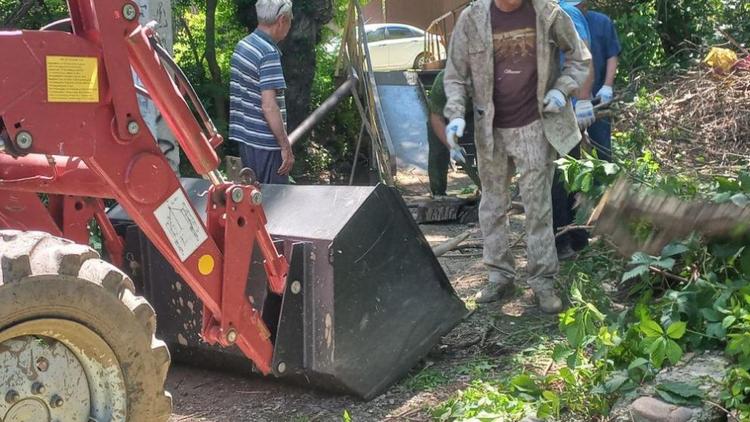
[46,56,99,103]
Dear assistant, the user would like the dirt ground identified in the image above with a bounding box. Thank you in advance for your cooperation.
[168,170,560,422]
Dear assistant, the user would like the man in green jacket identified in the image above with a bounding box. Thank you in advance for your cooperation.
[427,70,475,197]
[444,0,591,313]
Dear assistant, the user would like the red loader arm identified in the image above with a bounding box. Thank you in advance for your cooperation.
[0,0,288,374]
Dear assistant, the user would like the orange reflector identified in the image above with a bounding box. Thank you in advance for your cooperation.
[198,254,215,276]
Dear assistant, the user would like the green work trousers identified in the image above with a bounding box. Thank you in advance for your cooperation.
[427,121,450,196]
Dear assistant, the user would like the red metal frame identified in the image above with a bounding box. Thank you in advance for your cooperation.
[0,0,288,374]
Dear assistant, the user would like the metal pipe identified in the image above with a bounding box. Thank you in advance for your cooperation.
[127,27,221,175]
[151,37,219,139]
[206,169,224,186]
[288,76,357,146]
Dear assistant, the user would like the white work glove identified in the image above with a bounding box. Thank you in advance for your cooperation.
[595,85,614,105]
[445,118,467,163]
[542,89,566,113]
[575,99,595,130]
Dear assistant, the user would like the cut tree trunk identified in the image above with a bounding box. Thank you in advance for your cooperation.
[590,178,750,256]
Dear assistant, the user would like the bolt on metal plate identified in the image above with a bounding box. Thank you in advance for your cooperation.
[122,4,137,21]
[290,280,302,294]
[15,131,33,149]
[231,188,244,203]
[126,121,140,135]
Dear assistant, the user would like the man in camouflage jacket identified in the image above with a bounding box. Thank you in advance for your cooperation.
[443,0,591,313]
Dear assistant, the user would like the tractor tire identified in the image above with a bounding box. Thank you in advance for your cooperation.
[0,230,171,422]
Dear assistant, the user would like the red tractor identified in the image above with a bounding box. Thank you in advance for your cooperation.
[0,1,466,420]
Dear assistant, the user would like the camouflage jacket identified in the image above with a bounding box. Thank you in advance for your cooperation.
[443,0,591,155]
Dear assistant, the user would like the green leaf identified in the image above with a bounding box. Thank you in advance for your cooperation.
[651,257,676,270]
[666,321,687,339]
[570,284,584,303]
[700,308,723,322]
[542,390,559,402]
[649,337,667,368]
[560,307,576,326]
[628,357,650,371]
[723,315,738,329]
[511,374,540,394]
[586,302,606,321]
[604,372,630,393]
[602,162,619,176]
[710,242,743,259]
[640,319,664,337]
[740,171,750,192]
[631,252,654,265]
[635,303,651,321]
[661,243,690,257]
[656,388,701,406]
[557,367,576,385]
[565,322,586,348]
[740,247,750,277]
[706,322,727,340]
[581,172,594,193]
[552,344,574,362]
[665,339,683,364]
[656,382,703,399]
[622,265,649,282]
[536,403,553,419]
[728,333,750,357]
[342,409,352,422]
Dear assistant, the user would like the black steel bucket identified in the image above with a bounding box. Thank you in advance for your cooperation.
[110,179,468,399]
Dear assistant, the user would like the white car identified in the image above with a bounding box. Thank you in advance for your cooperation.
[364,23,444,71]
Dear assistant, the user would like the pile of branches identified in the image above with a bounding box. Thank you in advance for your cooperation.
[619,65,750,163]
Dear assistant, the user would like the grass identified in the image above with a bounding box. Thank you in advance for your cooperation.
[403,367,452,392]
[429,240,628,421]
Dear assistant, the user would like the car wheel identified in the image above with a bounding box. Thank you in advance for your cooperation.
[413,52,433,69]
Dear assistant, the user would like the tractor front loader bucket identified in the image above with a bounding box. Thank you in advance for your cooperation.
[110,179,468,399]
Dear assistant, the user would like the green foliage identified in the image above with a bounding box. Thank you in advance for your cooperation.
[0,0,68,29]
[556,151,620,200]
[342,409,352,422]
[173,1,245,132]
[589,0,748,77]
[295,34,361,182]
[655,381,704,406]
[404,367,450,392]
[435,167,750,419]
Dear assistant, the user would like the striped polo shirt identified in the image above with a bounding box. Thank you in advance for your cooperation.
[229,29,287,150]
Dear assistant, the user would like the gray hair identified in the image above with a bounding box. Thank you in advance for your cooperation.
[256,0,293,25]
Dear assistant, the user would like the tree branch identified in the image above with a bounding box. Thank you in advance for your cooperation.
[177,14,206,81]
[555,225,594,238]
[2,0,36,29]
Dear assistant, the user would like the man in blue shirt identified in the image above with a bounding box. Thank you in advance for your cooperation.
[230,0,294,184]
[553,0,595,259]
[571,0,621,162]
[559,0,594,130]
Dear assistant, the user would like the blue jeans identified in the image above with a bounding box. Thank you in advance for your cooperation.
[587,118,612,162]
[238,143,289,185]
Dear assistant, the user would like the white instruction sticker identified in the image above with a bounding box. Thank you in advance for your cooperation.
[153,189,208,262]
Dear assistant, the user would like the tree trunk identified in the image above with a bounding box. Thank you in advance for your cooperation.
[235,0,334,133]
[205,0,227,127]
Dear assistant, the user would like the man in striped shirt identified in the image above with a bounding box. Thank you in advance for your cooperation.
[230,0,294,184]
